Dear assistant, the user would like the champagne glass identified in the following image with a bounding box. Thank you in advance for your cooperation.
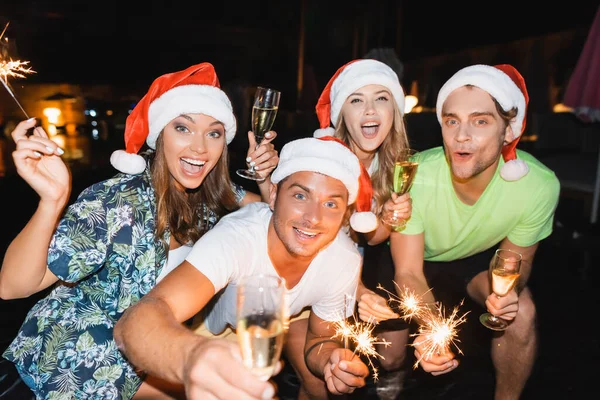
[381,148,420,228]
[236,86,281,181]
[237,273,287,381]
[479,249,522,331]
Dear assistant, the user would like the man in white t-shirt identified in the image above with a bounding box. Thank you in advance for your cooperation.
[114,136,378,399]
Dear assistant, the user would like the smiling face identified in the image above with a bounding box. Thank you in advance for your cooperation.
[161,113,226,191]
[440,86,513,183]
[269,171,349,259]
[339,84,395,161]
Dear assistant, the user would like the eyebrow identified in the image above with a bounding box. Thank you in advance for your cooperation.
[289,182,346,199]
[178,114,225,127]
[350,89,391,97]
[442,110,495,119]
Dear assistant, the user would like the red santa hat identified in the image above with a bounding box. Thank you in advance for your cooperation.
[314,59,406,138]
[436,64,530,181]
[270,136,378,233]
[110,62,237,174]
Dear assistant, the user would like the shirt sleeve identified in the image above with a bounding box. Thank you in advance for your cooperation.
[47,183,112,283]
[185,219,246,292]
[508,175,560,247]
[310,251,362,321]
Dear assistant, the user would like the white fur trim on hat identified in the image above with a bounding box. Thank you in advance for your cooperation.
[110,149,147,175]
[435,64,526,138]
[500,159,529,181]
[330,59,405,127]
[271,138,361,204]
[313,127,335,138]
[350,211,378,233]
[147,85,236,149]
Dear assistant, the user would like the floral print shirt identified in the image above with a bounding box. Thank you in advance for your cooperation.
[3,167,245,400]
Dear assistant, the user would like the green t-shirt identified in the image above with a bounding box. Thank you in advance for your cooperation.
[402,147,560,262]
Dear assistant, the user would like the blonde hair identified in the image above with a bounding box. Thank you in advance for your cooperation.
[335,97,409,215]
[150,133,239,248]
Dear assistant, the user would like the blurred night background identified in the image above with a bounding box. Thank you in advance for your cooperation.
[1,1,599,399]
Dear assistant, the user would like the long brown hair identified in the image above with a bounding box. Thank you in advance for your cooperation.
[335,97,410,215]
[151,133,239,248]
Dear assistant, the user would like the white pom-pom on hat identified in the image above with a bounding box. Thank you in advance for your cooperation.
[500,159,529,181]
[436,64,530,181]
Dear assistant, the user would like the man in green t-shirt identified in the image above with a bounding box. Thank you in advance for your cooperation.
[359,64,560,399]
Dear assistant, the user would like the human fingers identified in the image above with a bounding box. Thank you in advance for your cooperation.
[15,135,64,157]
[11,118,39,142]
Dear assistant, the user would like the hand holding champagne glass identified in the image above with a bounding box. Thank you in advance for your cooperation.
[381,148,420,228]
[236,86,281,181]
[237,274,287,381]
[479,249,522,331]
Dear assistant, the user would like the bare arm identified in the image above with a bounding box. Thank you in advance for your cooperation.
[0,119,68,299]
[114,261,217,382]
[389,231,433,306]
[115,261,275,399]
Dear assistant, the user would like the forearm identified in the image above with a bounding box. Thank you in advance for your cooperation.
[0,199,64,299]
[256,176,272,203]
[364,220,392,246]
[114,296,204,384]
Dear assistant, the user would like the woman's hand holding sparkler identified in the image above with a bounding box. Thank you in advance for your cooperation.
[412,335,459,376]
[323,347,369,395]
[358,289,400,323]
[11,118,70,208]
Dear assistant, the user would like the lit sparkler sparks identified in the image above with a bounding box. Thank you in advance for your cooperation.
[411,299,470,369]
[376,282,432,321]
[330,312,391,381]
[0,22,36,118]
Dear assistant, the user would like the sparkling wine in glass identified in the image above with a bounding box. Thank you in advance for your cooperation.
[236,86,281,181]
[237,274,287,381]
[381,149,420,228]
[479,249,522,331]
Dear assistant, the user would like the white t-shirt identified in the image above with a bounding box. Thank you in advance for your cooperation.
[185,202,362,335]
[157,244,193,283]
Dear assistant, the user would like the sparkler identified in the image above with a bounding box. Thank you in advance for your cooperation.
[0,22,36,119]
[376,282,432,321]
[329,302,391,381]
[411,299,470,369]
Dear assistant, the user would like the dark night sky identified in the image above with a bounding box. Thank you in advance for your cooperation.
[1,1,598,102]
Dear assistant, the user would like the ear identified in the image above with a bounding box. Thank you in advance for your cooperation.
[503,120,517,145]
[268,183,277,210]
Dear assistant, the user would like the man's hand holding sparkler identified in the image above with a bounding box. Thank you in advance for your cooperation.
[11,118,70,209]
[412,336,459,376]
[357,288,400,323]
[322,347,369,395]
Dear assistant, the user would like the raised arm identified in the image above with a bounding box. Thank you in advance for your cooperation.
[114,261,274,399]
[389,231,432,305]
[0,119,68,299]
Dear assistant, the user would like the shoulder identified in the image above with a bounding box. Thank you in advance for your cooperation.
[322,232,362,268]
[516,150,561,191]
[216,202,271,230]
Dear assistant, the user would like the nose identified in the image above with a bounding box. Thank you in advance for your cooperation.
[303,200,323,226]
[455,123,471,143]
[364,98,376,116]
[189,133,207,154]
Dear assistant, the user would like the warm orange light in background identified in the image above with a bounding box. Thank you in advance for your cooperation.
[51,133,65,149]
[404,95,419,114]
[43,107,61,124]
